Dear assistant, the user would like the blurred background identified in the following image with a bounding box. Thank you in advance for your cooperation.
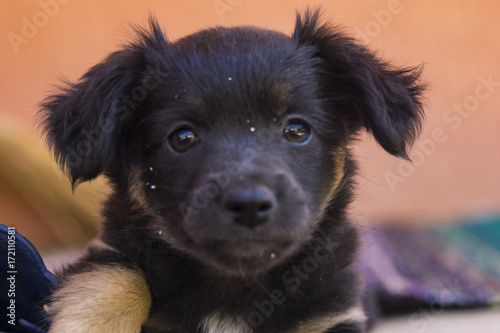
[0,0,499,252]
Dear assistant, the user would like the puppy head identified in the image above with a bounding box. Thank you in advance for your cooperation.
[39,9,424,276]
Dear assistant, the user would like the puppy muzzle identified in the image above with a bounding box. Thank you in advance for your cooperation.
[181,170,312,275]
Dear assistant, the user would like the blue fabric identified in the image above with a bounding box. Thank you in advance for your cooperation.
[1,224,54,333]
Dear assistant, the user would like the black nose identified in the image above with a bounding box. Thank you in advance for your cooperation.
[224,187,276,228]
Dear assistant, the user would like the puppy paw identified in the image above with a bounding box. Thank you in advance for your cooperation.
[48,266,151,333]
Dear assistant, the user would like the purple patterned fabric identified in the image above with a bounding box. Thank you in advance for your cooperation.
[359,217,500,313]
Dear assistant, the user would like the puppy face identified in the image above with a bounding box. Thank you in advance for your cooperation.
[130,28,345,274]
[40,11,424,276]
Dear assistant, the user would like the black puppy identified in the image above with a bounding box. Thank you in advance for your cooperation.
[39,8,424,333]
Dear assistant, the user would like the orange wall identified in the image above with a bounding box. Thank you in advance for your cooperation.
[1,0,499,226]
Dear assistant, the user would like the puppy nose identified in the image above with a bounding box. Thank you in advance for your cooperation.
[224,187,276,228]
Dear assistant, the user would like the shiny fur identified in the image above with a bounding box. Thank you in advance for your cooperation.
[39,8,424,333]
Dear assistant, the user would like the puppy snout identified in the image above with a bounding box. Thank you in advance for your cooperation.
[224,187,276,229]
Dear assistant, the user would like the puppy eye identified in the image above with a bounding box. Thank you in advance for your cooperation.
[168,128,199,152]
[283,121,312,144]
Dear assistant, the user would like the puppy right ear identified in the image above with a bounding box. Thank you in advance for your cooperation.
[39,18,167,188]
[293,9,425,159]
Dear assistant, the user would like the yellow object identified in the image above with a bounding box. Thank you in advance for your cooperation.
[0,115,106,249]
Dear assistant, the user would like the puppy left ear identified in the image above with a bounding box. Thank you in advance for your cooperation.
[293,9,425,158]
[38,17,167,188]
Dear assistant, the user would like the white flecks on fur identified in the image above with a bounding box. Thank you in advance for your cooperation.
[228,77,233,81]
[250,127,255,132]
[150,185,156,190]
[290,307,366,333]
[158,230,162,235]
[149,167,154,172]
[201,313,252,333]
[48,267,151,333]
[270,253,276,259]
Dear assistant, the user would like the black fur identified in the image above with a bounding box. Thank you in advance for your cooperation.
[39,8,424,333]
